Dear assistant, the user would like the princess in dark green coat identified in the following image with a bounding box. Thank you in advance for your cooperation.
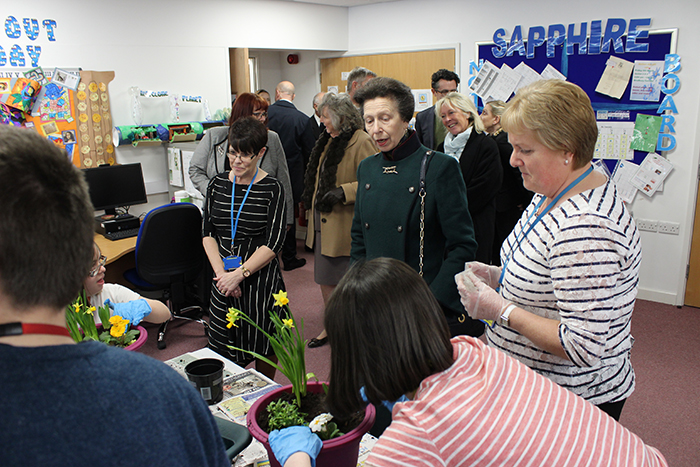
[351,77,483,337]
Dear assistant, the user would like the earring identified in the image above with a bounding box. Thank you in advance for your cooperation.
[564,159,570,165]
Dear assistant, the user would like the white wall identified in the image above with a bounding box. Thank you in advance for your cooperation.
[4,0,347,221]
[347,0,700,305]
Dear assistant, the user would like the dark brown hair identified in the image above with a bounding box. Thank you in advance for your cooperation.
[325,258,454,419]
[228,117,268,155]
[0,125,94,310]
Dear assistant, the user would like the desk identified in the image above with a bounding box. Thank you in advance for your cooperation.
[94,233,136,264]
[94,233,137,287]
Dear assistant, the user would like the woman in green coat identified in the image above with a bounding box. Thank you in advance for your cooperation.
[351,77,482,338]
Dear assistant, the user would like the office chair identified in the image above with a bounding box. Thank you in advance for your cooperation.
[124,203,207,350]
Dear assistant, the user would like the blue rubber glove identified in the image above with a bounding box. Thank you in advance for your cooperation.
[360,386,409,413]
[268,426,322,467]
[104,298,152,326]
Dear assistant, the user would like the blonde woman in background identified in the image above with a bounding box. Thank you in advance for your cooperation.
[436,93,502,263]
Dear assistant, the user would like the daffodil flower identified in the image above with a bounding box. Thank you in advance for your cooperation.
[74,303,81,313]
[226,308,241,329]
[282,318,294,329]
[86,306,96,316]
[273,290,289,307]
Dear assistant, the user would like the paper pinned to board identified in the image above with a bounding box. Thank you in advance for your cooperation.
[595,56,634,99]
[629,153,673,197]
[611,159,640,204]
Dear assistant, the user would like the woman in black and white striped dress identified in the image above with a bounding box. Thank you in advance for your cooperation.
[457,80,641,421]
[203,117,286,380]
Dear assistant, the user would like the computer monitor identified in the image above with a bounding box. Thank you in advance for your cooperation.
[82,163,148,217]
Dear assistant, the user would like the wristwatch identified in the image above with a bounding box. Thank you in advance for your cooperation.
[498,304,516,327]
[239,266,251,278]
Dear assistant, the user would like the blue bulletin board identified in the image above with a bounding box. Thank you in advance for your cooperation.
[475,29,678,174]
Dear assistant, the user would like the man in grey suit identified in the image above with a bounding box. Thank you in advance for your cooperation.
[414,69,460,150]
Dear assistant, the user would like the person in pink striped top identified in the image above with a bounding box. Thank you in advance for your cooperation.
[268,258,666,467]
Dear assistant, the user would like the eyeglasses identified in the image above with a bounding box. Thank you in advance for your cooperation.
[228,151,257,161]
[89,255,107,277]
[435,88,457,96]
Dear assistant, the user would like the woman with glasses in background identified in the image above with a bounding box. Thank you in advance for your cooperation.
[83,242,171,325]
[202,117,287,380]
[189,92,294,227]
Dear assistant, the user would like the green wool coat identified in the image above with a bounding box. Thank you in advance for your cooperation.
[350,144,477,316]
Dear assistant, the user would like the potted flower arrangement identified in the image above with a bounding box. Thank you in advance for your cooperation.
[227,291,375,467]
[65,290,147,351]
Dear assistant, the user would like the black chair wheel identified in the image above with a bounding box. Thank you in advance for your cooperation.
[157,332,167,350]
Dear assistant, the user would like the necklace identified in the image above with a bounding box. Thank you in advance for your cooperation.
[491,128,504,137]
[0,322,72,338]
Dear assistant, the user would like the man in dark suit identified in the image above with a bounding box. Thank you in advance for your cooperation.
[267,81,313,271]
[414,69,460,150]
[305,92,326,145]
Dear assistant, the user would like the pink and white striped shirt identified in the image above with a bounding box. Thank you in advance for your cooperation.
[366,336,666,467]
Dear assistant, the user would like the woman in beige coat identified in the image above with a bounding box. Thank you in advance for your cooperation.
[301,93,376,347]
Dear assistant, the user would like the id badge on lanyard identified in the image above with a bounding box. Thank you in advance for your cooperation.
[224,168,258,271]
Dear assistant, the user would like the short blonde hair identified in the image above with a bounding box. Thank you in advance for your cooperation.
[501,80,597,168]
[435,92,485,133]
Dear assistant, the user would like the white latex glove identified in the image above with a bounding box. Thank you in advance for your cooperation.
[465,261,502,290]
[456,270,510,322]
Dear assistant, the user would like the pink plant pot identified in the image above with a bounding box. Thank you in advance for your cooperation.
[247,381,376,467]
[125,325,147,351]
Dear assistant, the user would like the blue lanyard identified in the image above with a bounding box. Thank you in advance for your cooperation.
[498,165,594,290]
[230,167,258,245]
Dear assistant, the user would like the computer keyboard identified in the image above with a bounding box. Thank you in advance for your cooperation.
[104,228,140,241]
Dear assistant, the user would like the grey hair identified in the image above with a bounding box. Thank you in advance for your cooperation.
[319,93,363,134]
[347,66,377,87]
[435,92,485,133]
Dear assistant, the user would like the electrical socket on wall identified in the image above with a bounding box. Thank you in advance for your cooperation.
[658,221,680,235]
[637,219,658,232]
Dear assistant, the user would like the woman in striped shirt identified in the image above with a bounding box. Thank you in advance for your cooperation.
[457,79,641,421]
[267,258,664,467]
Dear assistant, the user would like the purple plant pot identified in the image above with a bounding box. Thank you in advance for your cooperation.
[95,324,147,351]
[125,325,147,351]
[247,381,376,467]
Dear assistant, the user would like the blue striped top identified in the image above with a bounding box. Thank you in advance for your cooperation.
[487,178,641,404]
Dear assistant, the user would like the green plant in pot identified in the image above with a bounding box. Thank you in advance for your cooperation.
[227,291,375,467]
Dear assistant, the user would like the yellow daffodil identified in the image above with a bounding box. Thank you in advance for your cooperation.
[74,302,81,313]
[226,308,241,329]
[273,290,289,307]
[86,306,96,316]
[282,318,294,329]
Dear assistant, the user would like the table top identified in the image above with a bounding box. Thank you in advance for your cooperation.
[94,233,136,264]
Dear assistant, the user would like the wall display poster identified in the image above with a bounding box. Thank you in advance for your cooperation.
[595,121,635,160]
[75,70,115,168]
[168,147,183,187]
[612,159,640,204]
[629,152,673,197]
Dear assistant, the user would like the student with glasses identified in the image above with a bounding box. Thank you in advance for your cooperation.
[202,117,287,381]
[82,243,171,325]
